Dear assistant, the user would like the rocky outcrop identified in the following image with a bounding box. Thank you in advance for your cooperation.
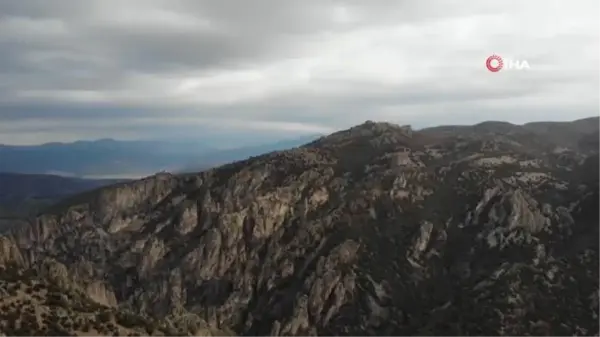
[0,118,597,335]
[0,236,23,267]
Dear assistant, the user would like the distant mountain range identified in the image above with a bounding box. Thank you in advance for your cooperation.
[0,135,322,178]
[421,116,599,151]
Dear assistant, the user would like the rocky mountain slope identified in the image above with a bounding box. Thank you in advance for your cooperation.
[0,117,598,335]
[0,263,230,336]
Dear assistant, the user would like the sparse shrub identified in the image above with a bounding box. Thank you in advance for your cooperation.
[97,309,112,323]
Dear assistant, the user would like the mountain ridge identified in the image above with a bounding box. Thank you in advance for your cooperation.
[0,117,598,335]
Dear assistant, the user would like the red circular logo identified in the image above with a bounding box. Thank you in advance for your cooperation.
[486,54,503,72]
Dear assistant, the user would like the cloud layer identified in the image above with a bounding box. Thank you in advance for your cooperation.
[0,0,598,144]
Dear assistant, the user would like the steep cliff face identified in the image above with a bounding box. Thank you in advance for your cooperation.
[0,118,598,335]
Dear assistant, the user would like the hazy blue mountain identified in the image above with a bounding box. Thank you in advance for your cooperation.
[0,139,217,177]
[0,136,321,178]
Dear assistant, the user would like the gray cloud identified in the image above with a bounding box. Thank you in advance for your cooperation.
[0,0,597,144]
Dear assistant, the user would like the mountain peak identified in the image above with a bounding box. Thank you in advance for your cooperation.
[305,121,415,154]
[354,120,412,134]
[472,121,519,134]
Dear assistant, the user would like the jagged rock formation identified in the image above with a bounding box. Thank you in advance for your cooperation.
[0,117,598,335]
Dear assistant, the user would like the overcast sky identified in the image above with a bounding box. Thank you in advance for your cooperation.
[0,0,598,145]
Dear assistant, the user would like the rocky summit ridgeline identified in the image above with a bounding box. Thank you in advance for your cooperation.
[0,117,598,336]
